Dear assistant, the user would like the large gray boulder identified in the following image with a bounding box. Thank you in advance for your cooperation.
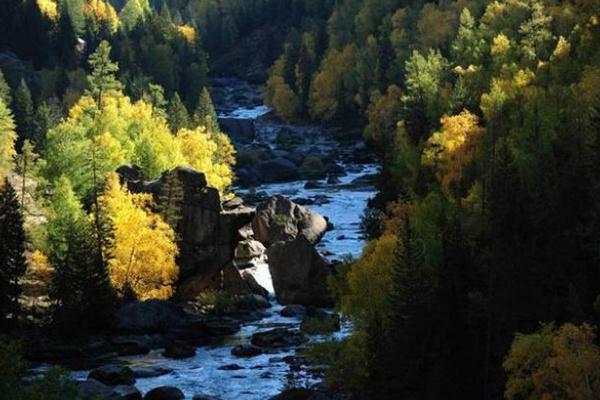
[266,237,333,307]
[78,379,142,400]
[88,365,135,386]
[218,117,256,144]
[116,300,189,334]
[143,387,184,400]
[255,158,299,182]
[252,196,327,246]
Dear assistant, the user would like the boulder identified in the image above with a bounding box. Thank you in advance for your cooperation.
[132,366,173,378]
[78,379,142,400]
[193,395,220,400]
[88,365,135,386]
[255,158,299,183]
[112,385,143,400]
[251,328,307,348]
[280,305,306,318]
[118,166,254,282]
[252,196,327,246]
[267,237,334,307]
[163,340,196,359]
[218,363,243,370]
[112,340,150,356]
[231,344,263,357]
[116,300,189,334]
[218,117,256,145]
[234,239,266,267]
[237,294,270,311]
[143,386,184,400]
[299,156,326,180]
[240,271,269,298]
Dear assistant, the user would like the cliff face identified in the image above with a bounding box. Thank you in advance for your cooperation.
[117,165,256,300]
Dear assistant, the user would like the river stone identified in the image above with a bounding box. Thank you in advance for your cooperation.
[143,386,184,400]
[78,379,141,400]
[163,340,196,359]
[255,158,299,182]
[113,385,143,400]
[241,271,269,298]
[88,365,135,386]
[250,328,307,348]
[234,239,266,265]
[116,300,189,334]
[231,344,263,357]
[280,305,306,318]
[267,237,334,307]
[218,117,256,145]
[113,340,150,356]
[132,366,173,378]
[252,196,327,246]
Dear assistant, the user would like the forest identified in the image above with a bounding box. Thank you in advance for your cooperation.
[1,0,600,399]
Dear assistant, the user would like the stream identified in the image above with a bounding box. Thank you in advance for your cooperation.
[61,79,377,399]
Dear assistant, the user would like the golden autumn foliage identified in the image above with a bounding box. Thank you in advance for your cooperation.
[37,0,58,19]
[504,323,600,400]
[44,91,235,197]
[423,110,484,192]
[101,173,178,300]
[176,127,236,193]
[84,0,120,32]
[27,250,53,287]
[177,24,197,43]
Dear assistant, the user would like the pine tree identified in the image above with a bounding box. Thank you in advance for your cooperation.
[12,79,34,145]
[378,214,437,398]
[0,179,27,330]
[86,41,121,267]
[157,169,184,229]
[48,177,114,333]
[32,102,52,150]
[87,40,122,108]
[193,87,219,131]
[167,92,190,133]
[14,140,38,211]
[0,69,11,106]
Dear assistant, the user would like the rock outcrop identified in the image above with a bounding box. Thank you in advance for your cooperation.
[266,237,334,307]
[252,195,327,246]
[117,166,255,301]
[218,117,256,145]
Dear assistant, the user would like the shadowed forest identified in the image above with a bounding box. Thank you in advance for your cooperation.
[1,0,600,399]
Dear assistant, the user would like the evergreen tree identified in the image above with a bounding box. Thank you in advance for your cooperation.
[0,180,27,330]
[56,2,78,68]
[157,169,184,229]
[87,40,122,108]
[193,87,219,131]
[14,140,38,211]
[377,214,437,398]
[12,79,34,145]
[48,177,114,333]
[32,102,52,151]
[0,69,11,106]
[167,92,189,133]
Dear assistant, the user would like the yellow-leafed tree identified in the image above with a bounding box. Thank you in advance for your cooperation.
[176,126,235,193]
[101,173,178,300]
[422,110,484,193]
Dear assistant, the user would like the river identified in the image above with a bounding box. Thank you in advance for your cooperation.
[62,79,377,399]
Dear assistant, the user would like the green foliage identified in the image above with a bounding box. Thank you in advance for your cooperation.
[13,79,34,143]
[0,69,11,105]
[168,92,190,133]
[193,87,219,131]
[0,180,27,329]
[87,40,122,104]
[48,176,115,333]
[0,338,26,399]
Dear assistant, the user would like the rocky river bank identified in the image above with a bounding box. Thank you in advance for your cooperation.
[32,79,378,400]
